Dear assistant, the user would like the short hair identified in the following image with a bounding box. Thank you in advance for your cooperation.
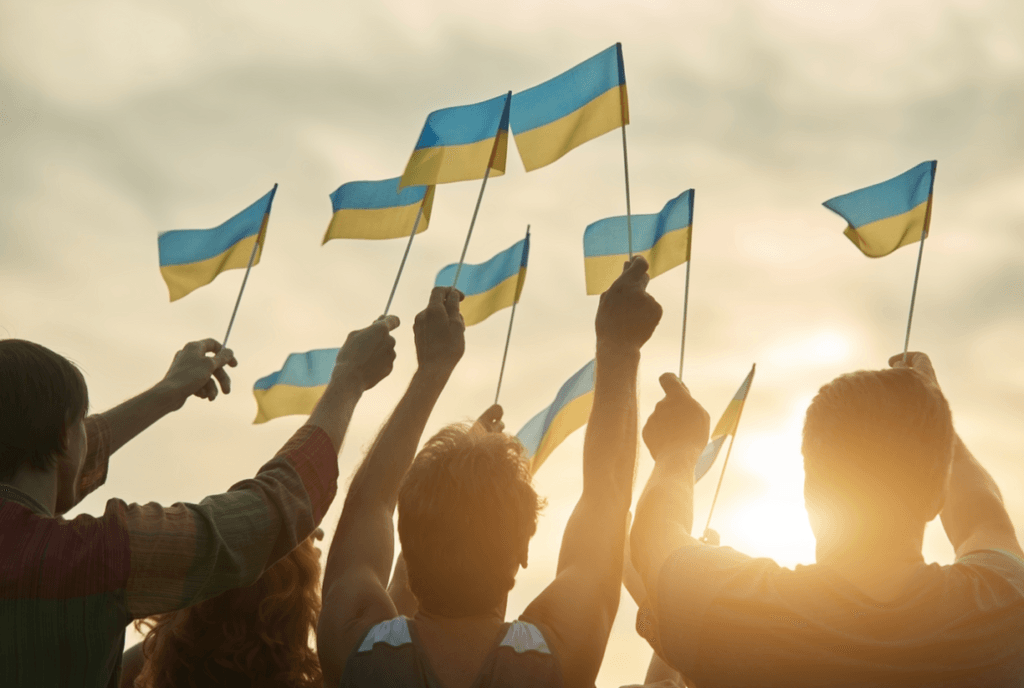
[0,340,89,481]
[802,367,953,519]
[397,424,545,618]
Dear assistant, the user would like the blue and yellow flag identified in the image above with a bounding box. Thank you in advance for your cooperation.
[434,234,530,327]
[510,43,628,172]
[516,360,595,473]
[252,348,338,424]
[400,92,512,188]
[694,364,755,482]
[158,185,277,302]
[583,189,693,295]
[823,161,937,258]
[323,178,435,243]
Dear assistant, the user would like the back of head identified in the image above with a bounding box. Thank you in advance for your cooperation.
[802,367,954,525]
[133,536,323,688]
[0,340,88,481]
[398,424,544,618]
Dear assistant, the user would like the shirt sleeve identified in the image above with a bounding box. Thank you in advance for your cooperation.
[651,545,778,673]
[118,423,339,618]
[75,415,113,506]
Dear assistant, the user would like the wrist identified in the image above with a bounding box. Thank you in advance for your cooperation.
[150,379,190,413]
[595,338,642,361]
[652,445,702,468]
[328,364,369,396]
[415,360,457,382]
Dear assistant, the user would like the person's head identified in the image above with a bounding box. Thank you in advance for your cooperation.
[0,340,89,509]
[397,424,545,618]
[133,533,324,688]
[802,367,954,546]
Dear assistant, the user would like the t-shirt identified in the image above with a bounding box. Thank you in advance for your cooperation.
[0,417,338,688]
[648,545,1024,688]
[341,616,562,687]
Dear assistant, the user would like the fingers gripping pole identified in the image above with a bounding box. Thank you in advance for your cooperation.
[383,204,425,317]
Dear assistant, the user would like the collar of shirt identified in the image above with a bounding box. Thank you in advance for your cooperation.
[0,482,53,517]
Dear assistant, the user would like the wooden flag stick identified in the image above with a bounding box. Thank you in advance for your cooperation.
[620,123,634,258]
[383,204,425,316]
[452,168,491,288]
[494,225,530,406]
[679,260,692,380]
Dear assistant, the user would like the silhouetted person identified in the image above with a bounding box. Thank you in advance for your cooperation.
[318,257,663,688]
[0,322,396,687]
[630,352,1024,687]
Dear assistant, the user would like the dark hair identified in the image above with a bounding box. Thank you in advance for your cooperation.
[802,368,953,519]
[0,340,88,481]
[397,424,545,617]
[133,536,323,688]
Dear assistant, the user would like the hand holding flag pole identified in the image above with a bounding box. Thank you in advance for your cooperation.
[494,225,530,405]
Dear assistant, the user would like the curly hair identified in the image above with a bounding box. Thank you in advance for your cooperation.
[397,423,545,618]
[802,367,954,519]
[132,536,323,688]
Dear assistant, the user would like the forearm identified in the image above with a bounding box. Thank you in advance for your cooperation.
[632,458,697,600]
[582,345,640,508]
[307,368,365,453]
[96,383,184,456]
[941,434,1015,552]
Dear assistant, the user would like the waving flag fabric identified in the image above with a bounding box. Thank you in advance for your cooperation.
[510,43,628,172]
[252,348,338,424]
[323,178,435,242]
[400,92,512,188]
[516,360,595,473]
[823,161,936,258]
[694,364,756,481]
[158,185,277,301]
[434,235,530,326]
[583,189,693,295]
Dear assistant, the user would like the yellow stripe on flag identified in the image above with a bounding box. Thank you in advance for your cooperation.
[160,232,264,302]
[253,384,327,424]
[843,197,930,258]
[530,390,594,474]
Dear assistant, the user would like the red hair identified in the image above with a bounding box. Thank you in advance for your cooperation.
[132,536,323,688]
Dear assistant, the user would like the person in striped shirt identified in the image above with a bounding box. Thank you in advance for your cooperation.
[0,317,398,688]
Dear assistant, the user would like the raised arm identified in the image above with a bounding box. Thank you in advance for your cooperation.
[630,374,710,607]
[60,339,238,514]
[318,287,464,687]
[121,318,397,618]
[522,257,662,688]
[890,352,1024,560]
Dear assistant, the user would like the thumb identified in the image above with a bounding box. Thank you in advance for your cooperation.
[375,314,401,332]
[658,372,686,398]
[211,347,236,369]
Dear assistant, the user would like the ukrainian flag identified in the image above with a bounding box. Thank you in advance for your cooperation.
[694,365,755,482]
[583,189,693,295]
[323,178,435,243]
[510,43,628,172]
[158,185,277,302]
[516,360,595,474]
[823,161,937,258]
[252,348,339,424]
[434,234,530,327]
[399,92,512,188]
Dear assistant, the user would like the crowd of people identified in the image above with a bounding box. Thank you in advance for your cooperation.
[2,256,1022,687]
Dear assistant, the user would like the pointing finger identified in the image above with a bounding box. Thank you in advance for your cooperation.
[428,286,447,312]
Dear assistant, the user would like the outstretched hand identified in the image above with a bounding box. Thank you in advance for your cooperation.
[414,287,465,373]
[470,404,504,435]
[642,373,710,464]
[335,316,400,391]
[160,339,237,409]
[889,351,940,388]
[595,256,663,353]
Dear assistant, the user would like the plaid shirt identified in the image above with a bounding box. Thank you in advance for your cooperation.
[0,416,338,688]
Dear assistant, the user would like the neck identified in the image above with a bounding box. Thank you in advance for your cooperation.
[3,466,57,516]
[415,598,507,629]
[815,514,926,573]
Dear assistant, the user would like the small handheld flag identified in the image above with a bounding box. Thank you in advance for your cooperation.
[323,178,434,242]
[435,233,530,327]
[583,189,693,295]
[494,226,531,405]
[823,161,936,259]
[400,92,512,189]
[252,348,338,424]
[510,43,628,172]
[698,364,756,542]
[158,185,277,302]
[515,360,595,474]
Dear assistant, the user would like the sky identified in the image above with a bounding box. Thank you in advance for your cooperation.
[2,1,1023,685]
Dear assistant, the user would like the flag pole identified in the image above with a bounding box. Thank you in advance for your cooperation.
[678,260,691,380]
[902,161,936,364]
[223,183,276,349]
[701,363,755,540]
[383,204,424,316]
[452,168,491,288]
[620,123,633,259]
[495,225,530,405]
